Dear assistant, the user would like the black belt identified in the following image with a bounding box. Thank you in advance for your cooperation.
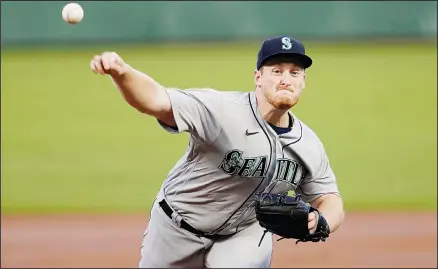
[159,199,221,240]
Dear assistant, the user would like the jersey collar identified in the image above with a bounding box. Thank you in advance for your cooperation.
[249,91,303,142]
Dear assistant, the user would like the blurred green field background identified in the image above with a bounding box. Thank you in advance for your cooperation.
[1,41,436,214]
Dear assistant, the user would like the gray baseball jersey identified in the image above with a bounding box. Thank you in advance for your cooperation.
[157,87,339,235]
[139,87,340,268]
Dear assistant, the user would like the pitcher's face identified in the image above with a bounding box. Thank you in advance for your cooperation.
[255,60,306,110]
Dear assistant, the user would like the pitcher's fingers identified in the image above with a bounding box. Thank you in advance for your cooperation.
[94,60,106,75]
[102,52,117,70]
[101,55,111,71]
[90,60,98,74]
[308,212,316,221]
[106,54,116,69]
[308,219,316,230]
[91,56,106,75]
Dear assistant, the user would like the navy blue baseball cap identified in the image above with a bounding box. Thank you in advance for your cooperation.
[256,36,312,70]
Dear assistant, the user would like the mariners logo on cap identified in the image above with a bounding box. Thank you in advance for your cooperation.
[281,37,292,50]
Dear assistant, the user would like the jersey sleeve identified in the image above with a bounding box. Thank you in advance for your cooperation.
[158,87,223,144]
[296,144,340,203]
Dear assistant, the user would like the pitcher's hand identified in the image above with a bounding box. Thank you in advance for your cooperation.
[308,211,318,234]
[90,52,129,77]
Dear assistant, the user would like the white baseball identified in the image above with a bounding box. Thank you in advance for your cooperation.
[62,3,84,24]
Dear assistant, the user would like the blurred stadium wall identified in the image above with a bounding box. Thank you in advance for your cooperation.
[1,1,436,46]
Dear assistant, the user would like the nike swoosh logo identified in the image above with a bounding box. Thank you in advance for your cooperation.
[246,129,259,136]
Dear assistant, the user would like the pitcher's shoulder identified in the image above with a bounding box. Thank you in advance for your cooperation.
[170,88,246,98]
[221,90,253,105]
[166,88,251,110]
[185,88,250,104]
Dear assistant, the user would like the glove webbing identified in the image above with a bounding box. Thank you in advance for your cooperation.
[257,229,289,247]
[257,228,328,247]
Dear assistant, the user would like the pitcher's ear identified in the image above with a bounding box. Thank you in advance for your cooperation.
[302,72,306,89]
[254,69,262,87]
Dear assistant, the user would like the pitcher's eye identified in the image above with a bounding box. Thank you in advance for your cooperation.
[272,69,281,75]
[291,71,300,76]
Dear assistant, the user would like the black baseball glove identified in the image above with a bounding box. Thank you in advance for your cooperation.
[255,193,330,246]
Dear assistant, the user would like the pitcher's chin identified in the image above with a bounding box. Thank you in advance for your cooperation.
[271,96,299,110]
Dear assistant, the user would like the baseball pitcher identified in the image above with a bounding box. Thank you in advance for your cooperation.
[89,36,345,268]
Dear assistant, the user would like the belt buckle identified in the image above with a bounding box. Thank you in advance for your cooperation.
[171,211,182,228]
